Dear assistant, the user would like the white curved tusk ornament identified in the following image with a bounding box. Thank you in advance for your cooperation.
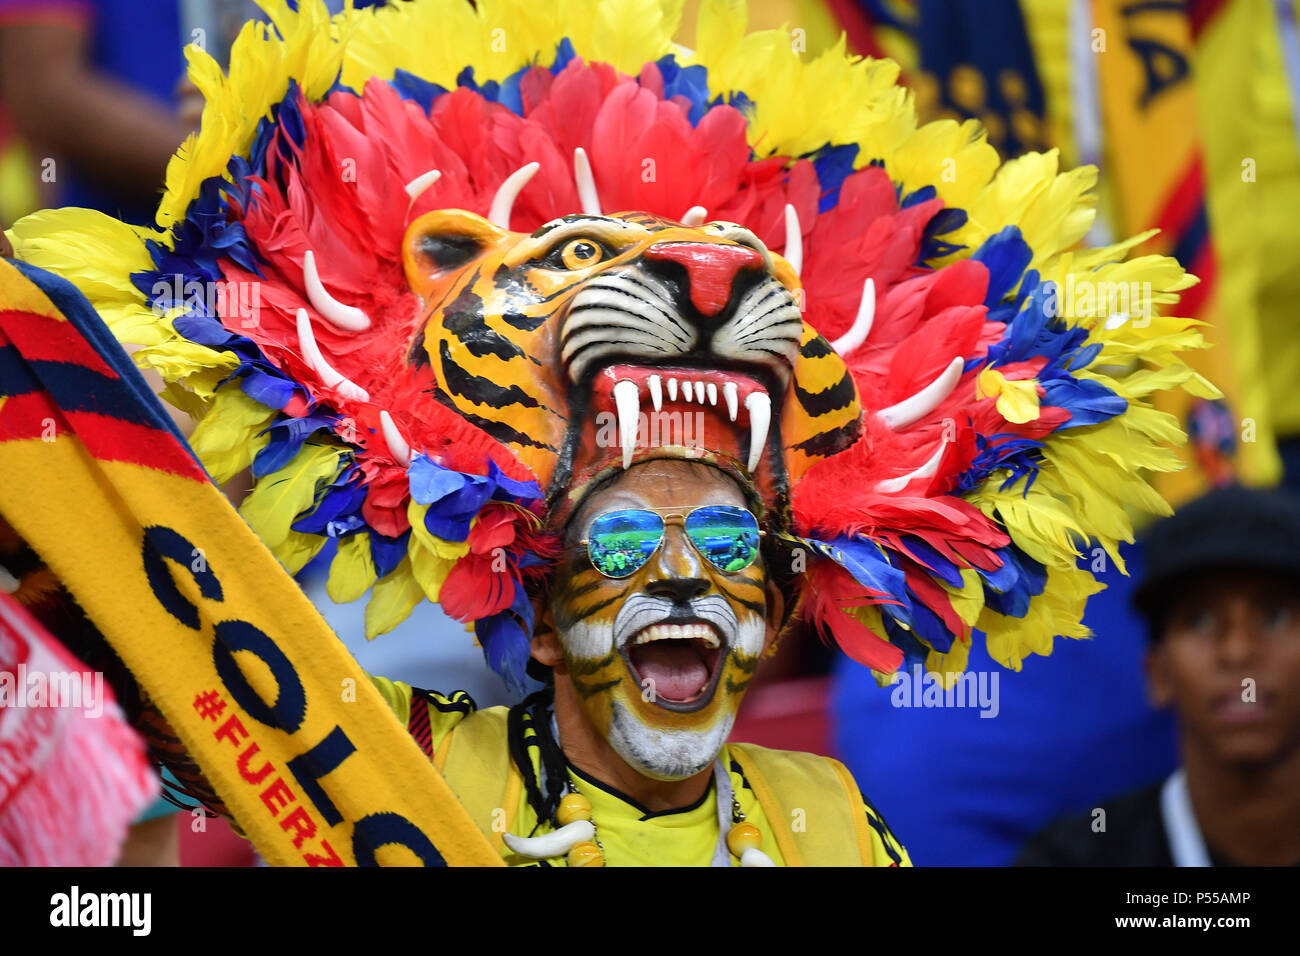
[303,250,371,332]
[489,161,540,229]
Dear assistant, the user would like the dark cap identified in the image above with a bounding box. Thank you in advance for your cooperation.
[1133,484,1300,623]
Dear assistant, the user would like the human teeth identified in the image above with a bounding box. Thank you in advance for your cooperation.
[613,379,640,469]
[682,380,694,402]
[723,382,738,421]
[707,382,718,406]
[667,376,678,401]
[632,623,722,647]
[744,391,771,472]
[648,374,662,411]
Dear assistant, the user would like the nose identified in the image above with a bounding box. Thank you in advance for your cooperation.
[1216,599,1258,666]
[642,241,764,318]
[644,525,710,604]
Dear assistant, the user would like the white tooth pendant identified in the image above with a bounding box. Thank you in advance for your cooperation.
[706,382,718,406]
[613,379,640,469]
[744,391,771,472]
[723,382,738,421]
[647,374,663,412]
[502,820,596,860]
[667,376,679,401]
[303,250,371,332]
[682,379,694,402]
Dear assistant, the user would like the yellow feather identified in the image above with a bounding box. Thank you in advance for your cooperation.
[365,557,425,639]
[328,532,378,604]
[239,442,344,551]
[189,386,277,484]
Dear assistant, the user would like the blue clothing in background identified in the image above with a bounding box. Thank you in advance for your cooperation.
[831,542,1177,866]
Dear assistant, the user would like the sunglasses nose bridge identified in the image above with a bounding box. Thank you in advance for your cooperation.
[650,522,704,579]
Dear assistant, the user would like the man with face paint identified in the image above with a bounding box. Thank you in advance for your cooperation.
[371,454,911,867]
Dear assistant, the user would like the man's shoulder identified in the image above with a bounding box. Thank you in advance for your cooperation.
[728,741,911,866]
[368,676,504,757]
[1015,782,1170,867]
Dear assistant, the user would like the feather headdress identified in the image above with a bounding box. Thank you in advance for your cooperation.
[7,0,1217,692]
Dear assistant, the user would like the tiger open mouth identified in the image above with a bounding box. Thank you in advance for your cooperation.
[594,363,772,472]
[621,620,727,712]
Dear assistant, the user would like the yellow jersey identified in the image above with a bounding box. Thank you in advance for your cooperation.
[371,677,911,867]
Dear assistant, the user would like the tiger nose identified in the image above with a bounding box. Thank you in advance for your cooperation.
[642,241,764,318]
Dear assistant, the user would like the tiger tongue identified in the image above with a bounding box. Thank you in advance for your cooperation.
[630,641,710,702]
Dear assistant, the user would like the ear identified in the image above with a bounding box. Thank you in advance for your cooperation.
[529,591,567,672]
[1145,645,1173,709]
[761,576,787,658]
[402,209,513,299]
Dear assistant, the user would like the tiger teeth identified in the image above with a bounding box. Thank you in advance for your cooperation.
[723,382,738,421]
[667,376,679,401]
[744,391,771,473]
[682,379,694,402]
[648,374,663,411]
[613,379,640,469]
[707,382,718,406]
[631,623,721,648]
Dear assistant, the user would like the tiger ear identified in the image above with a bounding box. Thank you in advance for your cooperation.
[402,209,514,299]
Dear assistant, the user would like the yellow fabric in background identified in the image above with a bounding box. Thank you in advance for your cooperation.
[677,0,846,56]
[1195,0,1300,443]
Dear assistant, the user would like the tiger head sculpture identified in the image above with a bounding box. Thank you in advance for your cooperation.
[400,206,862,523]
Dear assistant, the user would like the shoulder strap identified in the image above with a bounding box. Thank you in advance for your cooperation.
[729,742,873,866]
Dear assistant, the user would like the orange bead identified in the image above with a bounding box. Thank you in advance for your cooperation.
[567,841,605,868]
[727,822,762,857]
[557,792,593,825]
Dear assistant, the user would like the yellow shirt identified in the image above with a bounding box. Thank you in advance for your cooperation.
[371,676,911,867]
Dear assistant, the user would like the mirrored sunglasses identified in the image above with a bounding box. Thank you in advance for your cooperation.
[580,505,763,579]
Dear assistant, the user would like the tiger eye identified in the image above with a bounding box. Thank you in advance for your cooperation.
[561,239,603,269]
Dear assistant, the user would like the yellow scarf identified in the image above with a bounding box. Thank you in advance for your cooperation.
[0,258,500,866]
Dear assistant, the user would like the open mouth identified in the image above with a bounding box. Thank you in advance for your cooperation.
[596,363,772,472]
[621,620,726,712]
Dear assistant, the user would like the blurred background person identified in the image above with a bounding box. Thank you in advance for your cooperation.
[1017,485,1300,865]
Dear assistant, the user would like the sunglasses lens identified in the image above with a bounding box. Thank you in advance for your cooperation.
[587,510,665,578]
[685,506,761,573]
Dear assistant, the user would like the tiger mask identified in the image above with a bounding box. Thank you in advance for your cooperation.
[401,208,863,514]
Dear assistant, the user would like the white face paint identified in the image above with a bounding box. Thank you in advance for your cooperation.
[556,602,767,781]
[607,702,737,781]
[549,459,776,782]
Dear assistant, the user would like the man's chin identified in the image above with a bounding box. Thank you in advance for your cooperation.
[606,698,735,782]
